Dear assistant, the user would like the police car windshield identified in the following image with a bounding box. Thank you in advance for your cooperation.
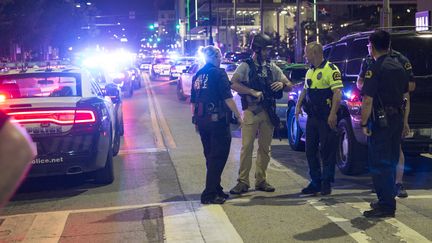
[175,58,194,65]
[0,73,81,99]
[154,58,172,65]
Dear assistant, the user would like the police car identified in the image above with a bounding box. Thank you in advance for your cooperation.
[150,57,174,80]
[0,66,123,184]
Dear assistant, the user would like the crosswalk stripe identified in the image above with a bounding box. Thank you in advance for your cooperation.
[0,201,243,243]
[22,212,68,243]
[348,202,431,243]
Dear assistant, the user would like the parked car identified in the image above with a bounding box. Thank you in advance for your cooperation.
[139,56,153,72]
[150,57,174,80]
[176,63,200,101]
[286,29,432,175]
[0,66,124,184]
[170,57,196,80]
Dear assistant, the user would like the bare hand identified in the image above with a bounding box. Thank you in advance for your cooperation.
[251,90,263,101]
[270,81,284,91]
[362,127,372,136]
[327,113,337,130]
[295,106,303,120]
[402,123,410,137]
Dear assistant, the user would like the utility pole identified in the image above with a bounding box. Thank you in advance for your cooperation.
[209,0,214,45]
[295,0,303,62]
[381,0,392,28]
[233,0,237,51]
[260,0,264,33]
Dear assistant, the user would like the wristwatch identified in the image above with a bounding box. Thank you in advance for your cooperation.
[361,123,368,128]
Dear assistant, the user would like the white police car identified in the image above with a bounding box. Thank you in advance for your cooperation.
[0,66,123,184]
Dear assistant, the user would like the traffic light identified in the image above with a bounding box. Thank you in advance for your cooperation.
[176,24,180,30]
[149,24,155,30]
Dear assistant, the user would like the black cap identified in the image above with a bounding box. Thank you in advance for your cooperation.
[250,33,273,52]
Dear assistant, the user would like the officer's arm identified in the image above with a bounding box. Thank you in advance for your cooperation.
[403,92,410,126]
[330,88,342,117]
[225,98,242,120]
[361,95,373,126]
[231,73,254,95]
[272,64,293,91]
[296,87,306,110]
[356,77,364,90]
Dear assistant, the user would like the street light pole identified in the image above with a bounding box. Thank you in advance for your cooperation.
[295,0,303,62]
[209,0,214,45]
[233,0,237,51]
[260,0,264,33]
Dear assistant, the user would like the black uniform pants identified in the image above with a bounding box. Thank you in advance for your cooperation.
[305,116,338,188]
[368,113,403,212]
[197,120,231,201]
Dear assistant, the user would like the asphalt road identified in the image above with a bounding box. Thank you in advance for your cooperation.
[1,73,432,243]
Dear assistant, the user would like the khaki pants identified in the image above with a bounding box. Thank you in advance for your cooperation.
[238,109,274,186]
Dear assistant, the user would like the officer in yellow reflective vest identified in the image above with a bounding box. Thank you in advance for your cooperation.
[295,42,343,196]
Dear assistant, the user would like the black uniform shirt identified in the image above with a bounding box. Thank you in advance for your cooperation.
[362,54,409,108]
[190,63,233,104]
[359,51,413,81]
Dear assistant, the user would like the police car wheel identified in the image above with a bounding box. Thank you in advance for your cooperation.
[287,107,305,151]
[112,124,121,157]
[94,134,115,184]
[336,118,367,175]
[177,80,187,101]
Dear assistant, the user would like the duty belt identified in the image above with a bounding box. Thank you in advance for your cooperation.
[384,106,402,115]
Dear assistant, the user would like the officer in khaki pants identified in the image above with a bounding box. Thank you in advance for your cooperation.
[229,33,292,194]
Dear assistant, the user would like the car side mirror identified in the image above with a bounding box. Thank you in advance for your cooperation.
[105,83,121,103]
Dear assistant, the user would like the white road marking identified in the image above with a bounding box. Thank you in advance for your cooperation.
[118,147,168,155]
[308,199,372,242]
[0,201,243,243]
[348,202,432,243]
[22,212,68,243]
[143,76,165,149]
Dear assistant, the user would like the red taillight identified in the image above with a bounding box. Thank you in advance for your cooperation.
[0,94,6,103]
[8,110,96,125]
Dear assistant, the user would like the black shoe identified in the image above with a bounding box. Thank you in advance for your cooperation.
[363,208,395,218]
[218,191,230,199]
[395,183,408,198]
[201,196,226,205]
[255,181,276,192]
[301,183,321,195]
[370,201,379,209]
[321,181,332,196]
[229,182,249,194]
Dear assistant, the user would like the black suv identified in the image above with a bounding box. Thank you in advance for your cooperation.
[287,30,432,175]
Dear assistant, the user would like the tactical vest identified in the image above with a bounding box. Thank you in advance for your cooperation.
[240,58,282,111]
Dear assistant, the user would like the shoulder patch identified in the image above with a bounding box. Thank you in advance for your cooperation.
[404,62,412,70]
[365,70,373,79]
[328,63,337,70]
[332,72,342,81]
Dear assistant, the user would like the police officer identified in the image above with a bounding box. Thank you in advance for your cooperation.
[229,33,292,194]
[357,50,414,198]
[361,30,409,218]
[191,46,243,204]
[295,42,343,196]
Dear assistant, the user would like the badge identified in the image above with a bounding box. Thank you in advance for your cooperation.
[365,70,373,79]
[317,72,322,80]
[404,62,412,70]
[332,72,342,81]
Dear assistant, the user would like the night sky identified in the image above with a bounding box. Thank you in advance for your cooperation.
[92,0,174,20]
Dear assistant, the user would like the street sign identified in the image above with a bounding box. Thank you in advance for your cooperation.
[416,11,430,31]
